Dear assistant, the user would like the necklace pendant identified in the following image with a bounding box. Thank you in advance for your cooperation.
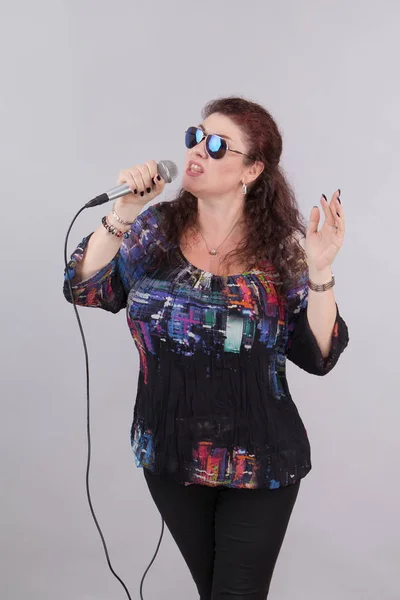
[209,249,217,256]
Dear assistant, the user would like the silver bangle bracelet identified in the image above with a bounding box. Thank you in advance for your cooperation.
[111,202,135,226]
[308,274,335,292]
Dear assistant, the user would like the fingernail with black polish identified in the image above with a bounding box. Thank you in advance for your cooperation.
[140,191,144,197]
[146,187,151,193]
[134,189,138,194]
[157,175,161,181]
[322,194,328,201]
[336,211,341,217]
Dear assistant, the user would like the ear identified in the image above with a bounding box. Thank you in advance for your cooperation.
[246,160,264,184]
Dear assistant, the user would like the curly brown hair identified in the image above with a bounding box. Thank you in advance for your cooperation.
[154,96,308,294]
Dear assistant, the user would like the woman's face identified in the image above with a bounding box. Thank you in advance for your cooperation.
[182,113,253,199]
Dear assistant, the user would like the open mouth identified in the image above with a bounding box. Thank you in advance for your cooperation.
[188,161,204,174]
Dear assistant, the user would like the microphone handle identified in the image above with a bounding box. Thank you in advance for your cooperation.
[85,183,134,209]
[85,160,177,209]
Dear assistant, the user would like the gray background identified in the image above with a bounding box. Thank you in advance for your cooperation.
[1,1,399,599]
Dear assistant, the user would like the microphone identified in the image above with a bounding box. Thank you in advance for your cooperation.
[85,160,178,208]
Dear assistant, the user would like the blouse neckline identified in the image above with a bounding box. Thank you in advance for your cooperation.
[176,245,259,279]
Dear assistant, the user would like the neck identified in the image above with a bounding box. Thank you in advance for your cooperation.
[195,195,246,240]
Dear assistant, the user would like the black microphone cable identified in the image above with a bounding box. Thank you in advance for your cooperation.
[64,204,165,600]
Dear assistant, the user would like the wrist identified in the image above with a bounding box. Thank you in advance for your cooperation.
[113,197,144,224]
[107,211,131,233]
[308,266,333,285]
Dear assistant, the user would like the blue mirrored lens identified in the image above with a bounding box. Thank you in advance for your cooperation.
[185,127,204,149]
[195,128,204,144]
[207,134,226,158]
[208,135,222,152]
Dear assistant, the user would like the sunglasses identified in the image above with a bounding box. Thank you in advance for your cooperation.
[185,126,255,160]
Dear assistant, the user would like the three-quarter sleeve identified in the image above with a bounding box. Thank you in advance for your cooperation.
[63,202,165,314]
[285,270,349,376]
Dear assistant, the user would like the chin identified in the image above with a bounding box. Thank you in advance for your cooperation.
[181,174,202,195]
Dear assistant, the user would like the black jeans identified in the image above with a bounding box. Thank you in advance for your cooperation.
[143,468,301,599]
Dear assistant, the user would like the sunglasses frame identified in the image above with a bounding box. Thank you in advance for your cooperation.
[185,126,256,161]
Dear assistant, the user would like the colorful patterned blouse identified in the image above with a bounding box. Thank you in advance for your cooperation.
[64,201,349,490]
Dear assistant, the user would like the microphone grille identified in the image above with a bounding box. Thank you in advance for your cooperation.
[157,160,178,184]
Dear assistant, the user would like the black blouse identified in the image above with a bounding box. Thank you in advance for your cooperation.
[64,201,349,489]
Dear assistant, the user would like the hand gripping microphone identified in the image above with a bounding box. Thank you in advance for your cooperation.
[85,160,178,208]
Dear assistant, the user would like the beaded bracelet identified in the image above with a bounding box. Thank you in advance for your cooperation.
[308,274,335,292]
[112,202,136,226]
[101,215,131,239]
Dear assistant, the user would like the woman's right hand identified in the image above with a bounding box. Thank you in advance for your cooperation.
[72,161,166,285]
[116,160,166,208]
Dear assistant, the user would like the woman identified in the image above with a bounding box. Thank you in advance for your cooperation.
[64,96,349,599]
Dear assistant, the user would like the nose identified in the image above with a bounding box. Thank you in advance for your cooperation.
[193,138,208,159]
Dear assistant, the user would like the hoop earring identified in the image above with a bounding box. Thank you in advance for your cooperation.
[242,182,248,195]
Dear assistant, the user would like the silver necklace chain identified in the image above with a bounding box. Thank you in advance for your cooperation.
[196,216,242,256]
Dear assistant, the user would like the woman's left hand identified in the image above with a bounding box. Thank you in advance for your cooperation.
[305,189,345,272]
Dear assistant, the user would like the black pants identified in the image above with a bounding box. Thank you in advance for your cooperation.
[143,468,301,599]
